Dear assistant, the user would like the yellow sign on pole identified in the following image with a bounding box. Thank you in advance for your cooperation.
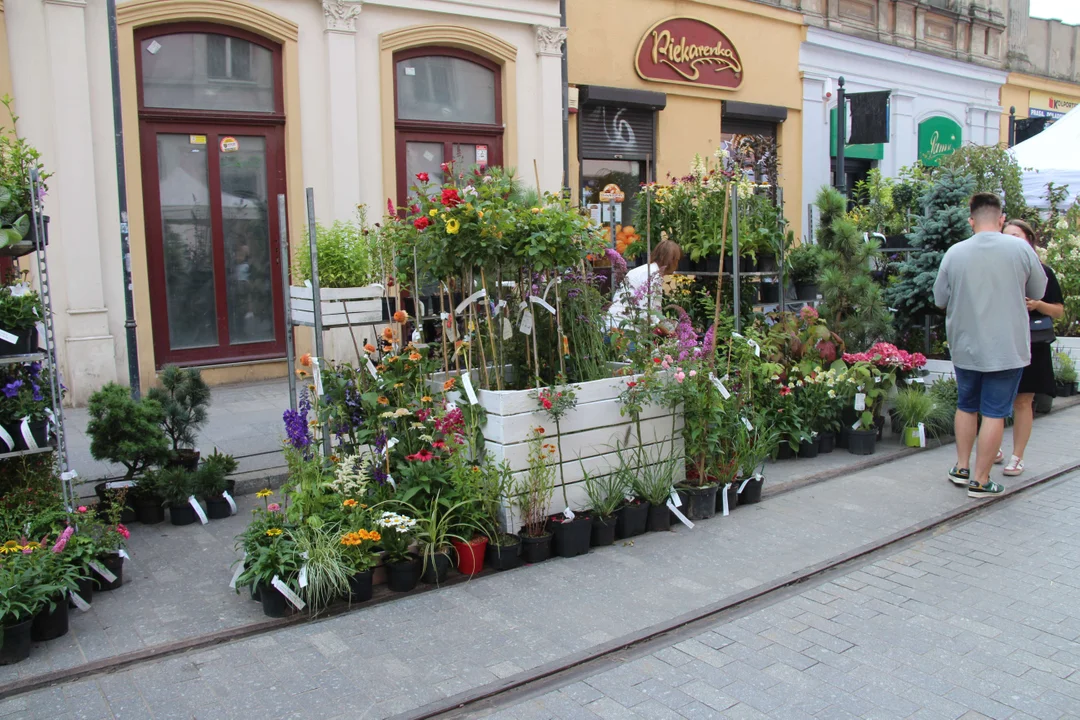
[599,184,625,203]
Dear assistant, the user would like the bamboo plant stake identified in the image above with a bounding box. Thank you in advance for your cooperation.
[480,267,503,390]
[709,184,733,370]
[468,270,492,390]
[438,284,450,375]
[645,153,653,325]
[553,278,567,378]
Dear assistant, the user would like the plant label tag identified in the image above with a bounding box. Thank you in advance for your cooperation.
[61,470,78,482]
[874,376,881,383]
[461,373,479,405]
[529,296,556,316]
[625,494,635,503]
[387,437,400,451]
[738,478,752,494]
[311,357,324,396]
[70,591,91,611]
[741,417,754,431]
[411,330,421,343]
[229,553,246,589]
[444,317,458,342]
[298,564,309,589]
[852,419,862,430]
[502,317,513,340]
[88,561,117,583]
[519,310,533,335]
[118,549,130,559]
[271,575,306,610]
[709,373,731,400]
[669,489,682,507]
[0,328,17,344]
[747,339,761,357]
[365,357,378,379]
[854,393,866,411]
[105,480,135,490]
[721,483,731,516]
[731,332,744,339]
[667,500,695,529]
[494,299,507,313]
[386,474,397,489]
[455,288,487,315]
[188,496,209,525]
[918,422,926,448]
[562,507,575,520]
[222,491,237,514]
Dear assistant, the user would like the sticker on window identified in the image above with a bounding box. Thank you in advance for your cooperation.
[220,136,239,153]
[404,67,416,76]
[476,145,488,164]
[189,135,207,146]
[146,40,162,55]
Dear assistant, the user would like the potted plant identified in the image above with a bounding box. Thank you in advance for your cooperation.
[0,282,39,356]
[62,529,97,609]
[410,496,475,585]
[31,529,82,642]
[513,428,555,564]
[786,243,821,300]
[132,471,166,525]
[149,467,199,526]
[233,493,287,603]
[0,362,52,452]
[148,365,211,470]
[0,549,55,665]
[339,527,380,603]
[893,388,937,448]
[196,450,238,520]
[0,95,51,256]
[613,462,648,539]
[632,453,678,533]
[292,524,351,614]
[735,420,777,506]
[375,511,420,592]
[1054,351,1078,397]
[236,530,302,618]
[87,384,170,488]
[840,362,888,455]
[456,460,509,576]
[582,467,624,547]
[89,492,130,592]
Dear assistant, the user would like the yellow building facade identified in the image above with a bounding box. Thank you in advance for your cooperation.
[1000,71,1080,146]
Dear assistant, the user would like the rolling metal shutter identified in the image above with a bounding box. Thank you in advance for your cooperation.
[579,105,655,160]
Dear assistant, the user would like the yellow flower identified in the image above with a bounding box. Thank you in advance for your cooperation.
[445,218,460,234]
[256,489,273,499]
[531,207,541,214]
[421,395,433,403]
[0,540,23,554]
[429,209,437,217]
[477,210,484,218]
[266,528,283,537]
[394,383,405,389]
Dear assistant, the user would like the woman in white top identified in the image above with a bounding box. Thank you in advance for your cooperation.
[607,240,682,328]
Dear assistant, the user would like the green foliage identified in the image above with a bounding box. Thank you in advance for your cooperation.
[292,524,351,613]
[1040,229,1080,336]
[885,169,975,333]
[194,450,238,499]
[0,96,50,244]
[582,466,626,519]
[0,550,65,623]
[293,206,394,289]
[738,191,792,263]
[147,365,211,453]
[235,532,301,592]
[86,384,170,480]
[927,377,958,437]
[893,387,944,429]
[1054,352,1077,384]
[938,143,1027,221]
[141,466,196,507]
[814,187,892,350]
[785,243,821,284]
[0,283,39,331]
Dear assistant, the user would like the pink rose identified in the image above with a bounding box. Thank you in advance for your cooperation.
[267,503,281,512]
[689,370,697,378]
[116,524,130,540]
[77,506,88,513]
[675,371,686,384]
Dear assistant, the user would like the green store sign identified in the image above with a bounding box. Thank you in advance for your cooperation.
[918,117,962,166]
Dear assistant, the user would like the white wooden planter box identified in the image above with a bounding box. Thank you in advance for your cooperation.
[923,359,955,383]
[289,285,386,328]
[432,370,684,526]
[1053,337,1080,365]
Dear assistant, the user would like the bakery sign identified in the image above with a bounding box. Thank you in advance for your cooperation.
[635,17,743,90]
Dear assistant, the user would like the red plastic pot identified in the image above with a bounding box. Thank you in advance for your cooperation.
[452,536,488,576]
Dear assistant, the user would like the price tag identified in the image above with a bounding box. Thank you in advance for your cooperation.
[669,488,682,507]
[222,491,237,515]
[118,549,130,560]
[494,299,507,313]
[721,483,731,516]
[229,553,247,589]
[88,561,117,583]
[188,496,209,525]
[461,373,479,405]
[298,564,309,589]
[454,288,487,315]
[562,507,575,520]
[105,480,135,490]
[365,356,378,379]
[709,373,731,400]
[625,494,635,503]
[69,591,91,611]
[741,417,754,431]
[854,393,866,412]
[667,501,694,529]
[519,310,533,335]
[918,422,927,448]
[271,575,306,610]
[0,328,17,344]
[529,296,556,316]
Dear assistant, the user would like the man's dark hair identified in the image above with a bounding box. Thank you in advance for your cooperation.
[969,192,1003,223]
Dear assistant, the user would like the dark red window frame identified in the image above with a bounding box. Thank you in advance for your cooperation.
[135,23,287,369]
[393,47,504,204]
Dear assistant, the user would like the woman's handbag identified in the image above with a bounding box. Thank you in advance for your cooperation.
[1031,315,1056,344]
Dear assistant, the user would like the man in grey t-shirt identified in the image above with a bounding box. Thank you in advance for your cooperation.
[933,193,1047,498]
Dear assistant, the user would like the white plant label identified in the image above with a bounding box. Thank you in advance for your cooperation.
[118,549,130,560]
[365,357,378,379]
[747,339,761,357]
[311,357,324,396]
[455,288,487,315]
[918,422,927,448]
[461,373,479,405]
[625,494,636,503]
[61,470,78,483]
[502,317,513,340]
[852,419,862,430]
[222,490,237,514]
[271,575,306,610]
[494,299,507,313]
[562,507,575,520]
[298,564,309,589]
[105,480,136,490]
[529,296,556,316]
[667,501,695,529]
[411,330,422,343]
[854,393,866,411]
[386,474,397,489]
[188,496,209,525]
[387,437,400,451]
[741,417,754,431]
[88,561,117,583]
[0,425,13,452]
[0,328,17,344]
[229,553,246,589]
[731,332,744,339]
[721,483,731,516]
[737,477,752,494]
[709,373,731,400]
[519,309,533,335]
[669,489,682,507]
[70,592,91,611]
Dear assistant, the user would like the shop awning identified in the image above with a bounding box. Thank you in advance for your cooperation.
[578,85,667,111]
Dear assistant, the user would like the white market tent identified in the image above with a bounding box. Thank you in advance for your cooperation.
[1010,105,1080,209]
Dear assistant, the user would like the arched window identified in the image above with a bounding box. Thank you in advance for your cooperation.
[394,48,503,203]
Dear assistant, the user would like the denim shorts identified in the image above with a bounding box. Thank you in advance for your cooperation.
[954,367,1024,419]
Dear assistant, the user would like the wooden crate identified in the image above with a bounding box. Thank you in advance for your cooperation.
[289,285,387,328]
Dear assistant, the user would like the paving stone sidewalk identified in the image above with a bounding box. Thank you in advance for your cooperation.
[479,472,1080,720]
[5,407,1080,718]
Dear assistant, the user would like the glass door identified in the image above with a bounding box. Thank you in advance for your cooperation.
[397,134,501,205]
[142,125,285,366]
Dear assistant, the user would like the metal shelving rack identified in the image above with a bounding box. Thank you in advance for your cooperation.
[0,168,74,508]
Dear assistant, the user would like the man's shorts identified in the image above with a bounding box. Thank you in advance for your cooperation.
[954,367,1024,419]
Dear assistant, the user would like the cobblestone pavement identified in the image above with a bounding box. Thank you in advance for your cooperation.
[4,408,1080,719]
[475,474,1080,720]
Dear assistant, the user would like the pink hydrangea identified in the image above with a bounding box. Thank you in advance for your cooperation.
[843,342,926,372]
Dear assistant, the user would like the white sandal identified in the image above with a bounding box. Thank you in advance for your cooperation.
[994,450,1004,465]
[1003,455,1025,477]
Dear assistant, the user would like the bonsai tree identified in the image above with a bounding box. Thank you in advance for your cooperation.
[148,365,211,466]
[814,187,892,350]
[86,383,170,481]
[885,169,975,334]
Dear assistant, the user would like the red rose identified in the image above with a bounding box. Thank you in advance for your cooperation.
[413,216,430,230]
[441,187,462,207]
[416,172,430,183]
[542,398,553,410]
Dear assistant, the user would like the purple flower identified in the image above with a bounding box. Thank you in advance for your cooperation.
[28,362,41,378]
[372,464,389,485]
[31,383,42,402]
[282,390,312,451]
[2,380,22,398]
[605,248,628,288]
[702,325,716,358]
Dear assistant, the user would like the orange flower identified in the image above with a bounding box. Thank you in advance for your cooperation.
[382,327,395,342]
[383,345,393,353]
[376,364,386,372]
[364,343,376,354]
[409,352,422,361]
[393,310,408,323]
[343,499,358,508]
[535,426,545,435]
[377,396,389,405]
[421,395,433,403]
[443,378,457,391]
[299,353,312,367]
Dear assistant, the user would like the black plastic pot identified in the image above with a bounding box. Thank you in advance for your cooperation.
[615,501,648,539]
[31,594,69,641]
[551,515,592,558]
[135,496,165,525]
[798,436,821,459]
[93,553,124,592]
[647,503,671,532]
[1,419,49,452]
[68,577,93,609]
[259,582,290,617]
[739,256,755,273]
[520,533,552,564]
[171,449,201,471]
[386,555,420,592]
[888,408,904,435]
[0,618,32,665]
[485,536,522,571]
[722,256,734,274]
[738,476,765,505]
[348,570,373,602]
[759,282,780,304]
[677,255,692,272]
[847,428,877,455]
[775,441,796,460]
[757,254,779,273]
[206,496,232,520]
[420,551,452,585]
[170,503,197,526]
[680,485,718,521]
[0,326,37,357]
[250,583,261,602]
[590,516,617,547]
[795,282,819,300]
[819,432,836,454]
[715,483,739,514]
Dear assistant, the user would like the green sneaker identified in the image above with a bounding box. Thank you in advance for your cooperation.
[949,466,971,487]
[967,480,1005,499]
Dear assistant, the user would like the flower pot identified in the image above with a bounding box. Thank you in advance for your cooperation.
[420,551,452,585]
[0,618,32,666]
[647,503,671,532]
[386,555,420,592]
[259,582,291,618]
[551,515,592,558]
[68,577,93,609]
[206,496,232,520]
[680,485,718,521]
[250,582,261,602]
[798,436,820,459]
[615,500,648,539]
[888,408,904,435]
[676,255,692,272]
[775,441,796,460]
[818,432,836,454]
[135,496,165,525]
[93,553,124,592]
[169,503,197,526]
[795,282,818,300]
[738,476,765,505]
[0,326,37,357]
[1,419,49,452]
[347,570,373,603]
[452,536,488,576]
[31,594,69,641]
[836,427,850,449]
[714,483,739,513]
[722,256,734,274]
[485,536,522,572]
[758,282,780,304]
[520,533,552,564]
[170,449,201,471]
[847,428,877,455]
[590,515,617,547]
[757,254,779,273]
[739,256,755,273]
[903,426,923,448]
